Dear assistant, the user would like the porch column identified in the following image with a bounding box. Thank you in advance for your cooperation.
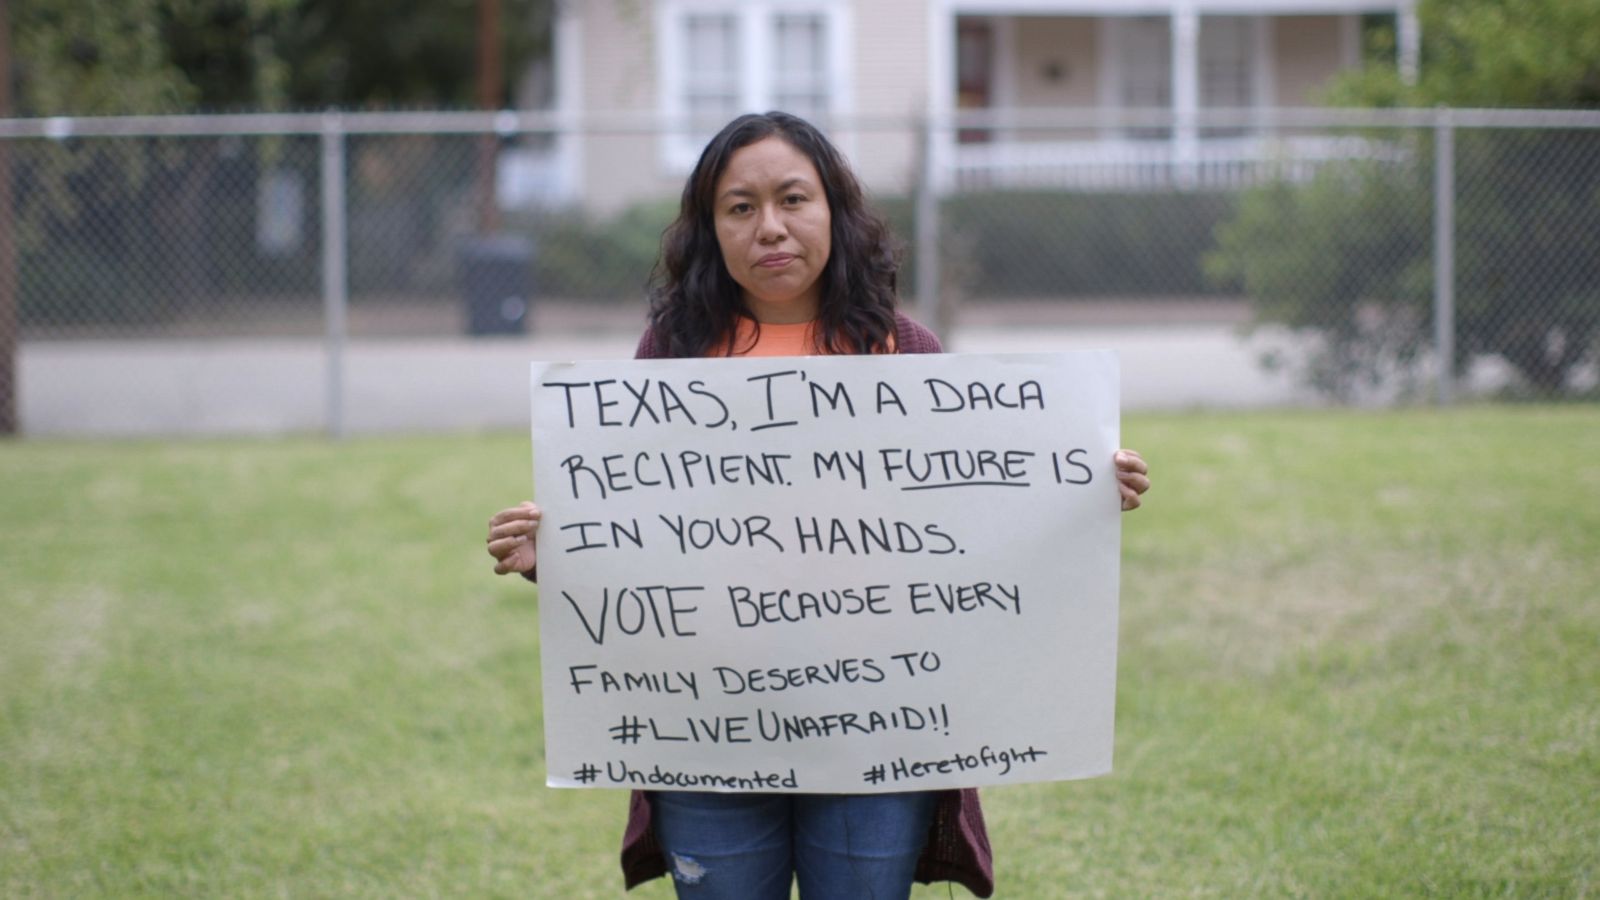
[1397,1,1421,85]
[1170,4,1200,187]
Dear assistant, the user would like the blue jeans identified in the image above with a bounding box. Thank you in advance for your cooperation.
[650,790,938,900]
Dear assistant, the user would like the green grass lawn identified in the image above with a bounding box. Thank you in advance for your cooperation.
[3,408,1597,898]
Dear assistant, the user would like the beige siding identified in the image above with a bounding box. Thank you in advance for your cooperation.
[1273,15,1345,106]
[848,0,928,196]
[1013,16,1098,109]
[582,0,655,111]
[853,0,928,117]
[1009,15,1099,142]
[575,0,930,211]
[577,1,683,215]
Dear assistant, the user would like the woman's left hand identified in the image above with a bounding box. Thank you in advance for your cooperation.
[1114,449,1150,511]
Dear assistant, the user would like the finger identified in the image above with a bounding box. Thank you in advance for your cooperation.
[488,518,539,542]
[488,502,540,528]
[1114,450,1148,476]
[494,547,537,575]
[487,535,527,559]
[487,508,538,530]
[1117,471,1151,496]
[1120,483,1143,511]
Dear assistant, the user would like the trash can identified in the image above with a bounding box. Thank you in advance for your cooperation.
[459,234,534,336]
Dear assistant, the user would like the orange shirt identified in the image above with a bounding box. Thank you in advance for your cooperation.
[724,316,894,357]
[726,317,819,357]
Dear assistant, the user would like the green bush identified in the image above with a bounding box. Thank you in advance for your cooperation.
[1205,160,1433,400]
[518,200,678,301]
[1207,131,1600,398]
[943,191,1236,298]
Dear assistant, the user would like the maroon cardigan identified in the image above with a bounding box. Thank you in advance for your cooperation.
[617,311,996,897]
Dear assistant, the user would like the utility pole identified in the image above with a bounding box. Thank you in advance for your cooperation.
[0,0,18,434]
[475,0,503,234]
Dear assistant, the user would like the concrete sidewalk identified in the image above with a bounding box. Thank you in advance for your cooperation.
[19,319,1318,437]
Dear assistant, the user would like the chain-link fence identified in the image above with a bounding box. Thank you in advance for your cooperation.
[3,108,1597,435]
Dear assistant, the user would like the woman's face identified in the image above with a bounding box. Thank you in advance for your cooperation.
[711,136,832,324]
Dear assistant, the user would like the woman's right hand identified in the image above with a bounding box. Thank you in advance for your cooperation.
[487,501,541,575]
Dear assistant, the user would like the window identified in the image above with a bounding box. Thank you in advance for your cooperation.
[659,2,849,169]
[1200,16,1256,136]
[1105,15,1263,141]
[955,18,995,144]
[1118,17,1172,139]
[772,14,829,122]
[683,14,740,128]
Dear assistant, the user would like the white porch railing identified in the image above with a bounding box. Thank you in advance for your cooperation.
[948,134,1409,192]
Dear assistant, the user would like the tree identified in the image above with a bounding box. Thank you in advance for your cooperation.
[11,0,551,115]
[1209,0,1600,397]
[5,0,300,339]
[10,0,201,116]
[2,1,554,431]
[1328,0,1600,109]
[273,0,551,110]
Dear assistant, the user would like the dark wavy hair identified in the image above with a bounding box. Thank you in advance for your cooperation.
[647,111,901,357]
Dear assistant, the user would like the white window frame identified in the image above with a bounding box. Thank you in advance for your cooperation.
[1199,14,1268,136]
[678,11,742,129]
[988,15,1019,141]
[1339,13,1362,70]
[1099,13,1273,140]
[1099,16,1174,140]
[770,12,832,120]
[1253,13,1275,130]
[657,0,853,172]
[1200,15,1254,110]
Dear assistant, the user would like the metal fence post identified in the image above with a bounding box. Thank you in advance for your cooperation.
[0,0,16,435]
[1433,107,1456,405]
[0,132,15,436]
[321,113,348,438]
[914,115,943,339]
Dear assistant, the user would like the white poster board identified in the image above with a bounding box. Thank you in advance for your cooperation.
[530,351,1120,793]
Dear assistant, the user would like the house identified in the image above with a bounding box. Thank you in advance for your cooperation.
[524,0,1419,212]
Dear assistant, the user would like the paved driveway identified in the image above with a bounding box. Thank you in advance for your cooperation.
[19,320,1317,437]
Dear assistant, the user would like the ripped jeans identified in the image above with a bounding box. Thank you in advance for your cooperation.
[650,790,938,900]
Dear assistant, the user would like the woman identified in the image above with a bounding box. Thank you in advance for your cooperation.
[487,111,1150,899]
